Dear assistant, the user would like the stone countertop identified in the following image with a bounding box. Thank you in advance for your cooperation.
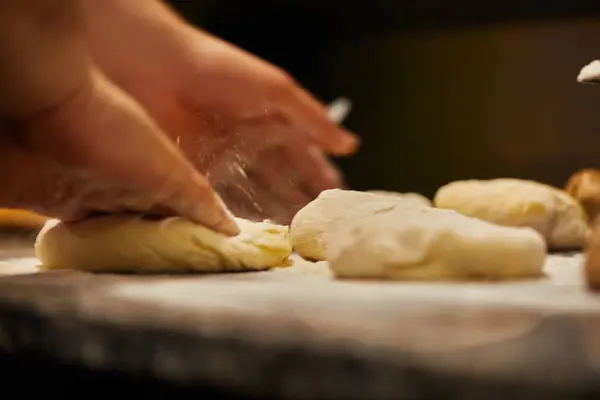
[0,234,599,399]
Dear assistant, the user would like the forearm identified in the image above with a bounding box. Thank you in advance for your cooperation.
[0,0,92,119]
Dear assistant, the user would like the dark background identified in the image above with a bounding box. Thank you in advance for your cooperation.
[168,1,600,198]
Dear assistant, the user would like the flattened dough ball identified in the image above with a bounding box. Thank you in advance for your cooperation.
[35,216,292,273]
[328,207,546,281]
[290,189,429,261]
[433,178,590,250]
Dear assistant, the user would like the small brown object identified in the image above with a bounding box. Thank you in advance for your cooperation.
[565,169,600,225]
[0,209,47,230]
[585,219,600,291]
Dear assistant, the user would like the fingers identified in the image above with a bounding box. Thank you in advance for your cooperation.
[279,82,360,156]
[245,149,311,223]
[210,139,346,225]
[23,69,239,236]
[288,145,346,198]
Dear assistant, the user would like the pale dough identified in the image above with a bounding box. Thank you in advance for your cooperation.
[290,189,430,261]
[433,178,590,250]
[35,216,292,273]
[578,60,600,83]
[327,206,546,281]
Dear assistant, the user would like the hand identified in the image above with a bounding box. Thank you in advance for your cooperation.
[86,0,359,223]
[0,0,239,235]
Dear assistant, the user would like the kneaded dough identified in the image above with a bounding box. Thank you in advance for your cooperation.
[290,189,429,261]
[328,206,546,281]
[35,216,292,273]
[433,178,590,250]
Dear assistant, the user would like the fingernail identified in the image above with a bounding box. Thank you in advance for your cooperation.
[188,202,240,236]
[210,194,240,236]
[215,215,241,236]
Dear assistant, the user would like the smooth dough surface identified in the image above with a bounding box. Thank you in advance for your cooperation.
[328,206,546,281]
[433,178,590,250]
[35,216,292,273]
[290,189,430,261]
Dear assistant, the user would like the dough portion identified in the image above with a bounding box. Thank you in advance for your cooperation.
[328,207,546,281]
[578,60,600,84]
[433,178,590,250]
[565,169,600,224]
[585,220,600,290]
[35,216,292,273]
[290,189,429,261]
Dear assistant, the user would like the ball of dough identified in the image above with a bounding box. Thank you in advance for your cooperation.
[290,189,429,261]
[433,178,590,250]
[565,169,600,225]
[578,60,600,84]
[584,220,600,290]
[35,216,292,273]
[327,207,546,281]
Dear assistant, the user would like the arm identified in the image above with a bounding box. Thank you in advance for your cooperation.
[0,0,239,235]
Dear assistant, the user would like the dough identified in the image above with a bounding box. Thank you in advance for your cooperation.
[290,189,429,261]
[433,178,590,250]
[35,216,292,273]
[565,169,600,224]
[578,60,600,84]
[584,220,600,291]
[327,206,546,281]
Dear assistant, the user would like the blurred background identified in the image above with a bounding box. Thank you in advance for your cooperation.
[167,0,600,199]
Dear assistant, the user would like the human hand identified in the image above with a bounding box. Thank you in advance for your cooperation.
[0,0,239,235]
[86,0,360,223]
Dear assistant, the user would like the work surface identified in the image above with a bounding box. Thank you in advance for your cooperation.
[1,234,600,399]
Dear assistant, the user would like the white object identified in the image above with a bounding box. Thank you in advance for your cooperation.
[327,206,546,281]
[328,97,352,124]
[290,189,431,261]
[577,60,600,83]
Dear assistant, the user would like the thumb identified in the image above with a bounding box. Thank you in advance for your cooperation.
[23,69,240,236]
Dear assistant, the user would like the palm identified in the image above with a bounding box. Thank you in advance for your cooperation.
[105,32,349,223]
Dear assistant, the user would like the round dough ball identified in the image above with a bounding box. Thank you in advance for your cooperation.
[290,189,429,261]
[433,178,590,250]
[35,216,292,273]
[565,169,600,224]
[327,206,546,281]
